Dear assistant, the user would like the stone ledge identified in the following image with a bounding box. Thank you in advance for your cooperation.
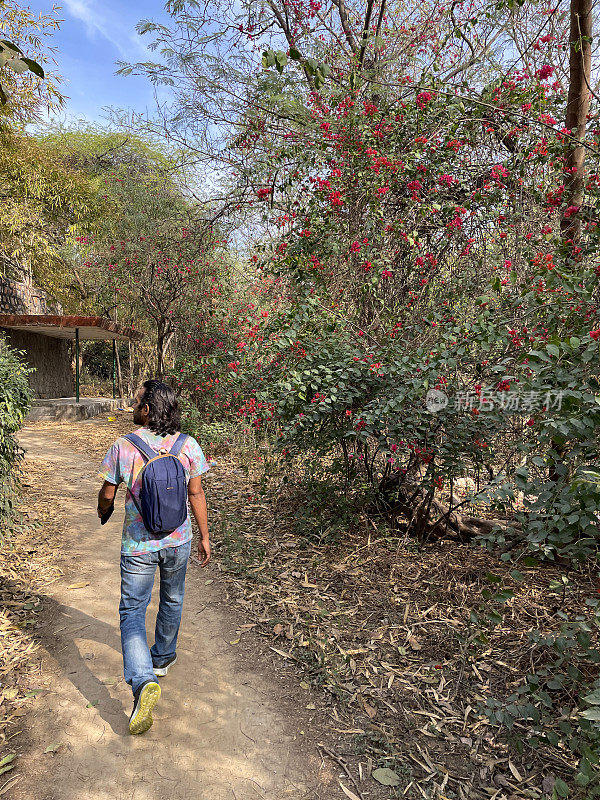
[27,397,129,422]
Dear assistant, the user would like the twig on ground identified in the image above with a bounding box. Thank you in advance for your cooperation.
[318,744,365,800]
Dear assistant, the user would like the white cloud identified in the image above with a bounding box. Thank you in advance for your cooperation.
[63,0,149,59]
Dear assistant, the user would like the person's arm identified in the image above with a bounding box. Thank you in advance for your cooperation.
[97,481,118,517]
[97,441,122,518]
[188,475,210,567]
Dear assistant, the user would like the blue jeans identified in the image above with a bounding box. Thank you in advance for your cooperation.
[119,540,191,695]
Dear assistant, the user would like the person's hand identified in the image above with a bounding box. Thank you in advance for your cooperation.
[197,537,211,567]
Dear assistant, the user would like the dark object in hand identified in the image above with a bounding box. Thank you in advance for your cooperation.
[99,504,114,525]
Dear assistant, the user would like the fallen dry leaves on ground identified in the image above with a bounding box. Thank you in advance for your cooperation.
[0,456,67,796]
[201,458,598,800]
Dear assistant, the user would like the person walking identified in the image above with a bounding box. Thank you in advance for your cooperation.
[97,379,210,734]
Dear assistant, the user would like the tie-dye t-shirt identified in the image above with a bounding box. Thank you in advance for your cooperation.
[98,428,209,555]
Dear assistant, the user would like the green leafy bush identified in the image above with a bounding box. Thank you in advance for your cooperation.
[181,403,240,454]
[0,334,31,537]
[470,575,600,795]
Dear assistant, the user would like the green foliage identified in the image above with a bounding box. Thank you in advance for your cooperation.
[0,38,45,105]
[506,467,600,564]
[286,476,357,545]
[0,1,65,120]
[261,47,331,87]
[181,403,238,453]
[81,340,127,381]
[0,125,98,289]
[470,574,600,794]
[181,74,600,564]
[44,123,227,375]
[0,333,31,538]
[0,11,99,292]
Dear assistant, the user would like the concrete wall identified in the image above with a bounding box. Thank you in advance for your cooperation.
[1,328,74,399]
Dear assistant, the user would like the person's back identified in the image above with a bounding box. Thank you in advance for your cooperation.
[97,379,211,734]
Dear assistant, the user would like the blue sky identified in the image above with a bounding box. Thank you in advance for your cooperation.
[27,1,171,122]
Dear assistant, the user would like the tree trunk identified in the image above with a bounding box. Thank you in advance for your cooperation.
[156,319,167,379]
[156,320,175,379]
[115,343,124,399]
[157,342,166,380]
[561,0,593,242]
[405,492,520,542]
[550,0,593,480]
[128,339,135,397]
[374,472,521,542]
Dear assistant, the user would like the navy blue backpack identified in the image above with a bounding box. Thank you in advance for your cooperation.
[124,432,189,538]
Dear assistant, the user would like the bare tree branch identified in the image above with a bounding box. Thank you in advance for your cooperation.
[330,0,358,53]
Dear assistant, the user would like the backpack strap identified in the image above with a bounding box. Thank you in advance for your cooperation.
[169,432,188,458]
[126,487,144,518]
[124,433,156,462]
[123,434,154,519]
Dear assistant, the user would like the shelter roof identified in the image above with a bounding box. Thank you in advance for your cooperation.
[0,314,142,342]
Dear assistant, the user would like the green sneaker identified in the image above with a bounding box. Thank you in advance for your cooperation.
[129,680,161,735]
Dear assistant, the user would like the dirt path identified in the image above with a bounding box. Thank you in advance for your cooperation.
[13,427,328,800]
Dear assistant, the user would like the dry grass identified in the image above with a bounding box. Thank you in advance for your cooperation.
[0,457,66,794]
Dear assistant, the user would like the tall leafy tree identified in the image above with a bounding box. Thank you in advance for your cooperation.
[0,3,98,288]
[44,124,226,377]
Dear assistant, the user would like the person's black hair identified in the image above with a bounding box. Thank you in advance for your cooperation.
[138,379,181,436]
